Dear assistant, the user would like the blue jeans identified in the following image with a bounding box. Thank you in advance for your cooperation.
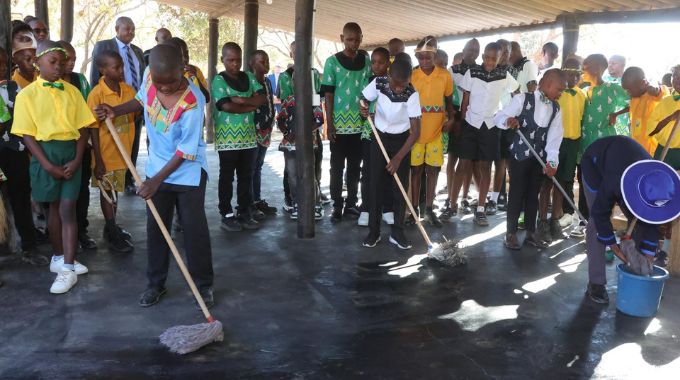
[252,144,268,201]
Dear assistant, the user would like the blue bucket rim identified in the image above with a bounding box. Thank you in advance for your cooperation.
[617,263,669,282]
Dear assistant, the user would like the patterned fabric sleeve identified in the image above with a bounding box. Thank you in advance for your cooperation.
[78,73,92,101]
[320,56,337,93]
[278,72,293,100]
[0,95,10,123]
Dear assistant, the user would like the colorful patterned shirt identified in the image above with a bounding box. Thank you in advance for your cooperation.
[411,66,453,144]
[0,81,26,152]
[320,52,372,135]
[275,67,322,150]
[254,76,275,147]
[580,82,629,154]
[212,71,263,151]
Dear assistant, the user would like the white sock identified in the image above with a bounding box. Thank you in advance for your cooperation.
[663,239,670,252]
[52,254,64,262]
[490,192,499,202]
[477,206,485,213]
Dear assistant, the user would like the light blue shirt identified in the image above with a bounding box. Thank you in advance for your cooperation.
[115,37,141,90]
[135,81,209,186]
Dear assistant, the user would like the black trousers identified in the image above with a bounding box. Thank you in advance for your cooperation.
[0,149,36,250]
[507,158,543,233]
[126,118,144,187]
[360,138,393,213]
[314,130,323,186]
[368,131,409,236]
[218,148,256,216]
[76,148,92,234]
[576,164,589,221]
[330,133,362,209]
[147,171,213,290]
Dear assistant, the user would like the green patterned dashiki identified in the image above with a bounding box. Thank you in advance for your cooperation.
[603,75,630,135]
[321,52,372,135]
[0,95,10,123]
[580,82,630,154]
[277,67,321,103]
[212,71,263,151]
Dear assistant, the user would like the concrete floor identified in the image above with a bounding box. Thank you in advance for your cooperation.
[1,142,679,379]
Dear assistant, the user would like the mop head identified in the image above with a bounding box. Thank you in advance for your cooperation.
[159,320,224,354]
[428,240,467,267]
[620,239,653,276]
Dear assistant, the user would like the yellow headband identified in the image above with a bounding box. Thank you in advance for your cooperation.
[415,38,437,53]
[36,47,69,59]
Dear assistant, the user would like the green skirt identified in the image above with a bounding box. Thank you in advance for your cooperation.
[30,140,81,202]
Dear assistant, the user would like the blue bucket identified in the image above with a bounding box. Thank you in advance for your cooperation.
[616,263,669,317]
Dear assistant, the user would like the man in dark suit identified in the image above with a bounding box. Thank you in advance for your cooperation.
[143,28,172,66]
[90,16,146,194]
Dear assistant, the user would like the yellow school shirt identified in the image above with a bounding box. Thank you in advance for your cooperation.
[629,86,669,155]
[12,77,96,141]
[649,92,680,148]
[558,86,586,139]
[411,66,453,144]
[11,70,37,89]
[87,78,136,171]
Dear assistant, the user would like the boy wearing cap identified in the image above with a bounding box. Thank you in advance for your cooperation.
[580,136,678,304]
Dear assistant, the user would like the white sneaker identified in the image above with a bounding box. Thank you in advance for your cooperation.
[559,213,573,227]
[357,212,369,226]
[570,225,586,238]
[50,256,89,275]
[382,212,395,225]
[50,270,77,294]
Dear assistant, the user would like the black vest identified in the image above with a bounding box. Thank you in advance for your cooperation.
[509,93,559,162]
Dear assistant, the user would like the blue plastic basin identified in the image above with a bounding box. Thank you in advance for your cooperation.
[616,263,669,317]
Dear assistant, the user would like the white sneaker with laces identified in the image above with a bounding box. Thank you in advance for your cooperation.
[559,213,573,228]
[382,212,395,225]
[570,225,586,238]
[50,256,88,275]
[357,212,369,226]
[50,270,77,294]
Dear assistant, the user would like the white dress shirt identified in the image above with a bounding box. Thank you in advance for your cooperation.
[362,77,421,134]
[116,38,141,90]
[461,67,518,129]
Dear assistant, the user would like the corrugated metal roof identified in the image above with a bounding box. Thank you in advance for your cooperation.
[158,0,680,45]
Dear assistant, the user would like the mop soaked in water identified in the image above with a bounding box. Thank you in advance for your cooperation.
[621,240,653,276]
[429,240,467,267]
[160,320,224,354]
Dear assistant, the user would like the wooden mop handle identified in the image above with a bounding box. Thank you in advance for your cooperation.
[361,102,434,247]
[104,118,214,322]
[626,113,680,237]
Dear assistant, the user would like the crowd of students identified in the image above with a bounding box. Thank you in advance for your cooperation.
[1,16,679,308]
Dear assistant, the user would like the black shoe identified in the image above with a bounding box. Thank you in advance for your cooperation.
[405,213,417,226]
[343,205,361,218]
[537,220,553,243]
[197,287,214,309]
[473,212,489,226]
[586,283,609,304]
[497,194,507,211]
[252,208,266,222]
[425,207,443,227]
[439,207,454,220]
[238,215,260,230]
[221,215,243,232]
[549,219,566,240]
[504,233,521,250]
[125,184,137,196]
[461,200,472,215]
[116,225,132,240]
[331,208,342,223]
[255,200,277,215]
[389,233,412,250]
[20,251,49,266]
[320,193,332,205]
[655,251,668,267]
[78,233,97,250]
[283,198,294,213]
[109,230,134,253]
[485,200,497,215]
[524,232,549,249]
[140,287,167,307]
[362,233,381,248]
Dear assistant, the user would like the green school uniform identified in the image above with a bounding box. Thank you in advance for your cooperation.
[580,82,629,155]
[212,71,263,151]
[321,52,372,135]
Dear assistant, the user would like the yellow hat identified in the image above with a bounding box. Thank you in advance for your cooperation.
[12,32,37,56]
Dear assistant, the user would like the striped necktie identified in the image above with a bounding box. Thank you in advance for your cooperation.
[125,45,139,90]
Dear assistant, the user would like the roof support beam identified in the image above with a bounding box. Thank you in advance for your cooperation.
[206,17,219,144]
[243,0,259,67]
[293,0,317,238]
[60,0,74,43]
[34,0,49,28]
[559,14,580,60]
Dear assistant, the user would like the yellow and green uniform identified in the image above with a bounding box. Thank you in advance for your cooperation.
[629,87,668,155]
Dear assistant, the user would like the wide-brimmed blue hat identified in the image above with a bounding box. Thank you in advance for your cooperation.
[621,160,680,224]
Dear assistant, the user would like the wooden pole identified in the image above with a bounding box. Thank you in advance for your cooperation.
[0,0,10,80]
[559,14,580,60]
[243,0,259,68]
[34,0,49,28]
[60,0,73,43]
[206,17,219,144]
[669,217,680,276]
[293,0,316,238]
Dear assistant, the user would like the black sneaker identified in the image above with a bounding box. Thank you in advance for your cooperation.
[405,208,419,226]
[485,200,497,215]
[221,214,243,232]
[473,212,489,226]
[238,215,260,230]
[282,198,294,213]
[461,199,473,215]
[255,200,278,215]
[290,206,298,220]
[139,287,167,307]
[109,230,134,253]
[524,232,549,249]
[78,233,97,250]
[425,207,443,227]
[343,205,361,218]
[549,219,566,241]
[389,233,412,250]
[504,233,521,250]
[331,207,342,223]
[117,225,132,240]
[586,283,609,304]
[320,193,332,205]
[20,250,50,266]
[537,220,553,243]
[497,194,508,211]
[252,208,266,222]
[439,205,457,220]
[197,287,214,309]
[315,206,323,220]
[362,233,381,248]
